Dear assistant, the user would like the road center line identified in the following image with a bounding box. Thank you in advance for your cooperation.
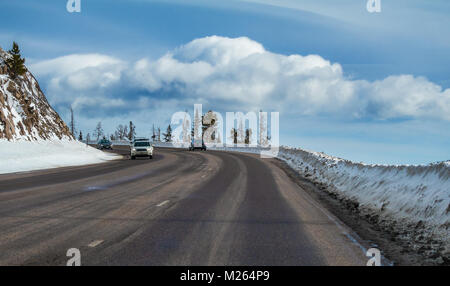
[88,240,104,248]
[157,200,170,207]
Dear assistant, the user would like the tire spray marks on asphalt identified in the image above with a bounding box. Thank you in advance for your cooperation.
[83,170,156,192]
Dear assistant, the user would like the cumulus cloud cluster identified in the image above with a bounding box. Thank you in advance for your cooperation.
[29,36,450,121]
[30,54,127,111]
[31,54,125,91]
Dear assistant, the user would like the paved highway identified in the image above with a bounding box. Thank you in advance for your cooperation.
[0,147,368,265]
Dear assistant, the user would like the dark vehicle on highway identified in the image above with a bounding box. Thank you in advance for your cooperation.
[189,138,206,151]
[97,139,112,150]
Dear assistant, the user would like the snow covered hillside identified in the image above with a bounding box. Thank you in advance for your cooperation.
[0,46,120,173]
[0,47,73,141]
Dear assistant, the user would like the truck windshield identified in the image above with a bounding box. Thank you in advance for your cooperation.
[134,142,150,147]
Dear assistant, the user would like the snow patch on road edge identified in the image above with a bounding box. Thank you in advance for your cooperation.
[0,139,121,174]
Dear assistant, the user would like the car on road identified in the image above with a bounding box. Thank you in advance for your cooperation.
[131,139,153,159]
[97,139,112,150]
[189,138,206,151]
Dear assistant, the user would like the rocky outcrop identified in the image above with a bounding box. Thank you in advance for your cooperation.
[0,47,73,141]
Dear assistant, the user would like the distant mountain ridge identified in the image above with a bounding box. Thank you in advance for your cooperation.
[0,46,72,141]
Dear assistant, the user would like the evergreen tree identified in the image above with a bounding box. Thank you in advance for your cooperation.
[245,128,252,145]
[70,107,76,136]
[6,42,26,80]
[163,125,172,142]
[78,131,83,141]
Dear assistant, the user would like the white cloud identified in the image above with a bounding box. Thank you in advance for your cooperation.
[29,54,126,92]
[71,96,126,110]
[361,75,450,120]
[130,56,214,91]
[175,35,265,65]
[30,36,450,121]
[128,36,450,120]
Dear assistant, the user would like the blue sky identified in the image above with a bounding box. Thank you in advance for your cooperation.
[1,0,449,164]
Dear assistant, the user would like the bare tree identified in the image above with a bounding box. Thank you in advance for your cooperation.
[93,122,104,141]
[193,109,201,140]
[217,132,222,144]
[237,118,245,144]
[182,113,191,144]
[230,128,238,144]
[115,124,128,140]
[259,111,268,147]
[151,124,156,142]
[128,121,136,141]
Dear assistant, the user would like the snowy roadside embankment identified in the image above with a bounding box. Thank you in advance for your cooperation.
[277,148,449,249]
[0,139,121,174]
[209,145,450,260]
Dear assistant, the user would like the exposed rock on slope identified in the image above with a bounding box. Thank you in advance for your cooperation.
[0,47,73,141]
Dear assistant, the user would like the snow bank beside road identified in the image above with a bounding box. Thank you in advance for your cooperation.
[0,139,121,174]
[277,148,449,240]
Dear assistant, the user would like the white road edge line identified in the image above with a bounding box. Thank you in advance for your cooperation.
[157,200,170,207]
[88,240,104,248]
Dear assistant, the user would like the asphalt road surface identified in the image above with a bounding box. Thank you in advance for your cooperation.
[0,147,368,265]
